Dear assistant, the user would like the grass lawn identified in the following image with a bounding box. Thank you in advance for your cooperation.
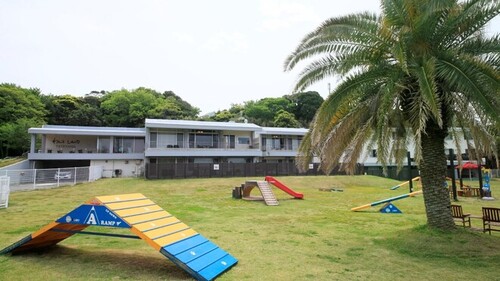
[0,175,499,280]
[0,157,25,168]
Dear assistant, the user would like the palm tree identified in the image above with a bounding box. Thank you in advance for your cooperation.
[285,0,499,230]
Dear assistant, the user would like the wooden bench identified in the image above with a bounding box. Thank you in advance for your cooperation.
[457,187,481,197]
[482,207,500,235]
[451,205,471,227]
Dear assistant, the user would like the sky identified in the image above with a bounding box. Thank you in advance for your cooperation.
[1,1,498,115]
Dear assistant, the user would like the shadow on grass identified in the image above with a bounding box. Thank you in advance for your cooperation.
[9,245,192,280]
[374,225,500,267]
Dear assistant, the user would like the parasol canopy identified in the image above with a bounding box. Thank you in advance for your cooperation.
[456,162,479,169]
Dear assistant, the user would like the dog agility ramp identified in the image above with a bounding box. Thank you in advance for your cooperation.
[1,193,237,281]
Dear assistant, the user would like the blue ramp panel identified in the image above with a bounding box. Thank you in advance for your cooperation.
[161,234,238,281]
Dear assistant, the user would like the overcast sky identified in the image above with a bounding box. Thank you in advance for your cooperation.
[1,1,498,115]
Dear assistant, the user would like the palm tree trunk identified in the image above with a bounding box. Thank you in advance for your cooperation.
[419,122,455,230]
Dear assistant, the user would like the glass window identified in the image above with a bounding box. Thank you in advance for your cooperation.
[224,135,235,149]
[113,137,140,153]
[197,135,212,148]
[189,131,219,148]
[238,137,250,145]
[189,133,195,148]
[176,133,184,148]
[98,137,110,153]
[134,138,145,152]
[150,133,157,148]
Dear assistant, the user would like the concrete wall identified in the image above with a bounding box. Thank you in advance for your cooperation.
[91,160,144,178]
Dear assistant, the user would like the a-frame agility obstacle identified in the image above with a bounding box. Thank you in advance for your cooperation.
[1,193,237,281]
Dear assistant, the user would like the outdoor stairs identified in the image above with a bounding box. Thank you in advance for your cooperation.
[256,181,279,206]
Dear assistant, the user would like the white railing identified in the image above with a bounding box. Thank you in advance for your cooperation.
[0,176,9,208]
[0,166,103,192]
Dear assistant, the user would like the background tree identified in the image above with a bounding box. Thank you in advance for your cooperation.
[0,84,47,157]
[0,84,46,124]
[162,90,200,119]
[286,91,324,127]
[244,97,294,126]
[273,109,302,128]
[285,0,499,230]
[0,118,43,157]
[101,88,157,127]
[210,109,236,122]
[43,95,86,125]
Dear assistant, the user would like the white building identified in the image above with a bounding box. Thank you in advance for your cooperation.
[27,119,474,179]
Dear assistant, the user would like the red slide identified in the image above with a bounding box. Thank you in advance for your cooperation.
[264,176,304,199]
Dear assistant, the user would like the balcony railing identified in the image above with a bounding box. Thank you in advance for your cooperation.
[36,148,145,154]
[153,143,259,150]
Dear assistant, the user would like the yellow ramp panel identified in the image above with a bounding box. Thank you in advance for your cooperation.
[133,216,180,232]
[113,205,164,218]
[95,193,147,203]
[104,199,156,211]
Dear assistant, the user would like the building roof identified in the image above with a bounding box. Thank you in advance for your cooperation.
[28,125,146,137]
[260,127,308,136]
[145,119,262,131]
[28,121,309,137]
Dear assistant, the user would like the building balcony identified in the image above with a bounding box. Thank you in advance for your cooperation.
[29,151,144,160]
[145,147,262,157]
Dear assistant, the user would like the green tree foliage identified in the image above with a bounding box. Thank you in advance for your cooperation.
[287,91,324,127]
[0,118,43,157]
[162,91,200,119]
[0,84,47,157]
[44,95,82,125]
[285,0,499,230]
[0,83,47,123]
[244,97,294,126]
[211,110,236,122]
[42,93,104,126]
[100,88,200,127]
[101,88,157,127]
[273,109,302,128]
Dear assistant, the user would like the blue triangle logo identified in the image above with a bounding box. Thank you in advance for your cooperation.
[379,202,402,213]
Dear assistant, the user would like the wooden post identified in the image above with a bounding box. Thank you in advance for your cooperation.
[449,149,457,201]
[407,151,413,193]
[477,163,483,198]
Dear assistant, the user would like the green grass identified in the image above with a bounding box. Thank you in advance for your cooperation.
[0,156,25,168]
[0,175,499,280]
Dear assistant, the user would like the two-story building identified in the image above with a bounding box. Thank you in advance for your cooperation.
[26,119,477,179]
[144,119,263,165]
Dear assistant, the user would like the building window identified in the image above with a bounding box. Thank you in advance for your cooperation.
[189,130,219,148]
[98,137,110,153]
[271,136,285,150]
[150,132,157,148]
[112,137,144,153]
[370,149,377,157]
[177,133,184,148]
[224,135,235,149]
[238,137,250,145]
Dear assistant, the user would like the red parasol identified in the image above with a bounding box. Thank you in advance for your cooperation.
[456,162,479,169]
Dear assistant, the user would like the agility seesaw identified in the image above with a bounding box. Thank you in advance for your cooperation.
[351,190,423,213]
[1,193,237,281]
[390,176,420,190]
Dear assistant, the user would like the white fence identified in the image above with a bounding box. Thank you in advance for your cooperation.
[0,176,9,208]
[0,166,103,192]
